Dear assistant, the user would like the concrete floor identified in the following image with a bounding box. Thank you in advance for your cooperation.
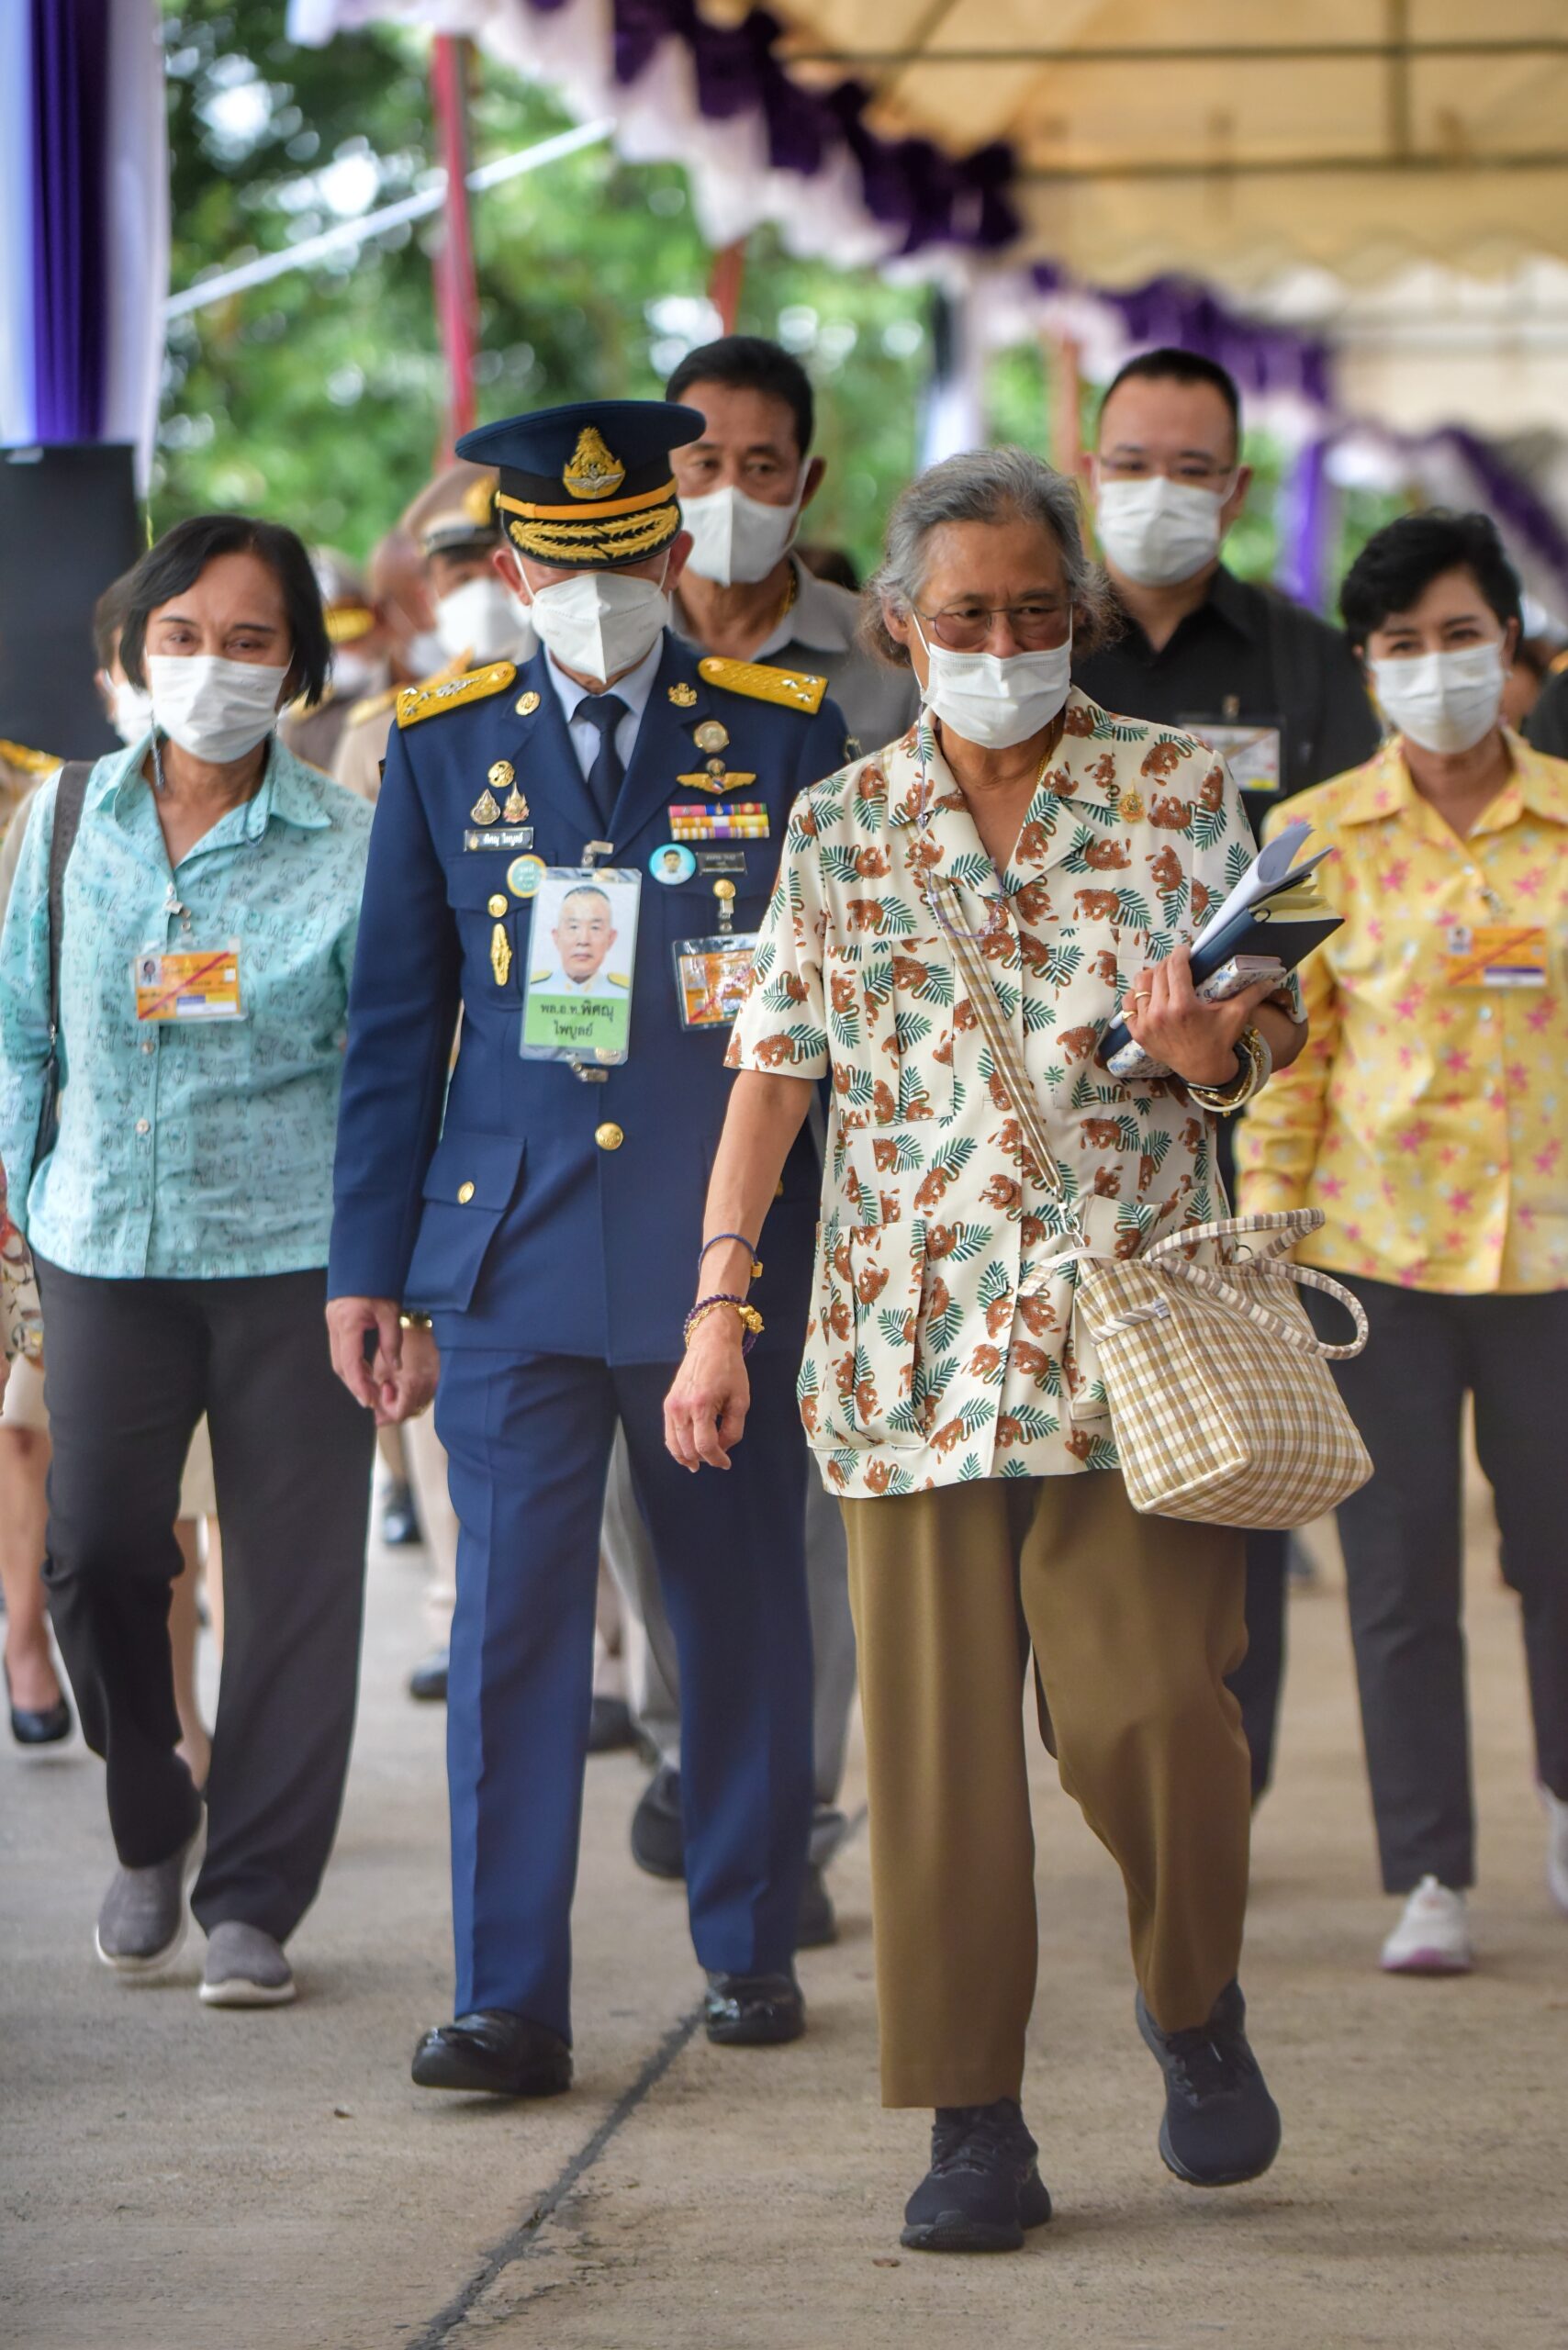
[3,1494,1566,2350]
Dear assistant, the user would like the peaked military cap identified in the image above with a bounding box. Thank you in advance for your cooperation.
[456,400,703,571]
[401,461,500,559]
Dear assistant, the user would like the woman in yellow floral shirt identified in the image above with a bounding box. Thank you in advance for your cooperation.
[666,450,1304,2252]
[1240,510,1568,1976]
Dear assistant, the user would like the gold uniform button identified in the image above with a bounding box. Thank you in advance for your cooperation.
[595,1122,624,1152]
[487,893,509,917]
[457,1181,476,1203]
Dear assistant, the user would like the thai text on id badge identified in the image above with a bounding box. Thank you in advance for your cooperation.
[131,944,244,1021]
[1442,923,1547,989]
[673,933,761,1029]
[521,867,641,1064]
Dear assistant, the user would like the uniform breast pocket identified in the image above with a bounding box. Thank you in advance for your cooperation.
[444,856,532,991]
[654,855,773,942]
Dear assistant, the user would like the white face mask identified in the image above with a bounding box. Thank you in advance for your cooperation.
[915,619,1073,752]
[681,478,802,587]
[105,675,153,746]
[146,654,288,764]
[1370,643,1506,755]
[523,565,669,683]
[1096,475,1228,587]
[329,645,377,700]
[433,575,524,666]
[404,628,446,680]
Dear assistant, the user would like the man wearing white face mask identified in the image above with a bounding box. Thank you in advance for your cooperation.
[1078,347,1383,1811]
[328,399,851,2097]
[1241,509,1568,1979]
[278,550,381,778]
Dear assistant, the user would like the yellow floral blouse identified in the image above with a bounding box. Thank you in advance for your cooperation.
[1238,731,1568,1293]
[728,689,1260,1497]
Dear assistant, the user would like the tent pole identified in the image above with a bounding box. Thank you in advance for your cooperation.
[430,34,480,459]
[709,238,748,334]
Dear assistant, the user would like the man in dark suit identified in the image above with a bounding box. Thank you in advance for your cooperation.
[327,400,846,2096]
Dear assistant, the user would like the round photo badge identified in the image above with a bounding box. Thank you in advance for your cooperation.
[649,843,696,886]
[508,855,546,899]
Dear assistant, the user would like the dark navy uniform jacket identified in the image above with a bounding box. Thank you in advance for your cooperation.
[328,633,847,1362]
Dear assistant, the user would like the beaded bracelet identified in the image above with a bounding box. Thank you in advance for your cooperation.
[699,1231,762,1281]
[683,1294,765,1354]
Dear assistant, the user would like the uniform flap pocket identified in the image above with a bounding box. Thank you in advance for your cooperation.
[420,1129,525,1210]
[445,855,531,912]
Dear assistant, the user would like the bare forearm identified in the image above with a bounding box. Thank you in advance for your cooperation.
[1256,1001,1306,1074]
[695,1071,815,1300]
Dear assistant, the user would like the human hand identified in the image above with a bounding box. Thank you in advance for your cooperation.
[325,1294,403,1415]
[1122,945,1282,1088]
[375,1323,440,1425]
[664,1312,751,1472]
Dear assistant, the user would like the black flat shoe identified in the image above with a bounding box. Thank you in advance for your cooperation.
[381,1481,422,1548]
[587,1694,636,1754]
[410,2009,573,2098]
[1136,1980,1282,2187]
[703,1968,805,2047]
[6,1662,72,1748]
[902,2098,1052,2254]
[408,1650,449,1704]
[797,1860,838,1949]
[631,1764,685,1878]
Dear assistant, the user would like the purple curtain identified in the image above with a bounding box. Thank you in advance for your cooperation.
[29,0,110,441]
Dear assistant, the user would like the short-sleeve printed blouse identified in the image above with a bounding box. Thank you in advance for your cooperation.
[728,689,1258,1497]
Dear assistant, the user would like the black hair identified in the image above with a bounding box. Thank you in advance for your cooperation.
[91,569,137,671]
[1339,509,1522,645]
[118,513,330,707]
[666,335,814,458]
[1099,346,1241,445]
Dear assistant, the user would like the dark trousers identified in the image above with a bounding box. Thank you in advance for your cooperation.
[434,1345,814,2042]
[36,1259,374,1942]
[1308,1274,1568,1891]
[1228,1530,1287,1804]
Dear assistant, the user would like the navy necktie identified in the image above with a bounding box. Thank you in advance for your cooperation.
[577,693,628,832]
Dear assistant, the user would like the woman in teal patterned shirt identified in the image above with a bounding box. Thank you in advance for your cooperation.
[0,514,375,2011]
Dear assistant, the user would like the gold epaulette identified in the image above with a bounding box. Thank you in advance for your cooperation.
[0,740,62,777]
[345,684,401,728]
[397,661,518,730]
[698,656,827,715]
[1550,646,1568,677]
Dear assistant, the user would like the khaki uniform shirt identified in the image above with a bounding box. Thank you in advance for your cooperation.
[677,557,919,762]
[729,691,1256,1497]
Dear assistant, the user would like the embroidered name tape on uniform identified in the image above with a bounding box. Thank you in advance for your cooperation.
[668,801,770,842]
[396,661,517,728]
[697,656,827,714]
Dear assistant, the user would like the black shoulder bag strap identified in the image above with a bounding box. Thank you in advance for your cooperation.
[35,760,93,1165]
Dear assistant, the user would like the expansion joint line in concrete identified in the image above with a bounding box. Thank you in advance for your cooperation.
[408,2004,704,2348]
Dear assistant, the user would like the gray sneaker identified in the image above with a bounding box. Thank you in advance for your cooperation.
[200,1920,297,2008]
[95,1815,206,1974]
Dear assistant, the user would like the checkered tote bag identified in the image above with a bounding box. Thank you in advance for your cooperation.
[1071,1213,1372,1528]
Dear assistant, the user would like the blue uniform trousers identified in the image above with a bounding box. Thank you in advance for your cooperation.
[434,1345,814,2040]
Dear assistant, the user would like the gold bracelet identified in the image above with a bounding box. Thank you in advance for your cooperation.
[399,1310,434,1330]
[683,1299,765,1349]
[1186,1024,1271,1115]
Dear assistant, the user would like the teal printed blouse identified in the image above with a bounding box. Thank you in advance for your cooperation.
[0,737,373,1281]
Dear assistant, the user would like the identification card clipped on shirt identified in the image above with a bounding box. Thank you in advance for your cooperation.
[1443,923,1547,989]
[131,944,244,1022]
[521,867,641,1064]
[1178,716,1284,798]
[672,933,761,1030]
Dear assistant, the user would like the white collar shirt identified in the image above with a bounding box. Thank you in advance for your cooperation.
[544,636,664,783]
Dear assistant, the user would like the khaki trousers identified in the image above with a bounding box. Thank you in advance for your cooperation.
[843,1471,1249,2109]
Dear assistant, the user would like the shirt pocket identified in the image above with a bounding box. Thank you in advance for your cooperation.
[1014,914,1128,1081]
[827,931,956,1129]
[444,856,533,995]
[809,1218,928,1450]
[653,849,775,942]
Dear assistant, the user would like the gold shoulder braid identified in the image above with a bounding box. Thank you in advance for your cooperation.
[0,740,62,777]
[698,657,827,715]
[397,661,518,730]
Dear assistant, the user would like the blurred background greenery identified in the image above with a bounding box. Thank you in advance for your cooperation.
[160,0,1401,602]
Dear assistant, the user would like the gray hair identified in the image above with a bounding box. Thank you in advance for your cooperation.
[861,444,1114,667]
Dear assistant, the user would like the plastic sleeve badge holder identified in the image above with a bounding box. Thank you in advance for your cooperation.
[132,943,245,1021]
[521,866,641,1068]
[672,874,759,1030]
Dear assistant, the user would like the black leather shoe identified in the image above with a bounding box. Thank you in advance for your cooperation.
[1136,1979,1282,2187]
[902,2098,1052,2253]
[410,2009,573,2097]
[408,1650,449,1704]
[587,1695,636,1754]
[381,1480,422,1548]
[797,1860,838,1949]
[6,1662,72,1748]
[631,1764,685,1878]
[703,1968,805,2046]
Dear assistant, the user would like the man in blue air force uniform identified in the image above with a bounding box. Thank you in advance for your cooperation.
[327,401,846,2095]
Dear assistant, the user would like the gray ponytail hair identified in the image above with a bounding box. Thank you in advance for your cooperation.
[861,444,1114,667]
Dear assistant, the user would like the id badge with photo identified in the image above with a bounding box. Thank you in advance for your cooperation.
[672,933,761,1030]
[520,867,641,1065]
[131,943,244,1021]
[1442,923,1547,989]
[1178,716,1284,797]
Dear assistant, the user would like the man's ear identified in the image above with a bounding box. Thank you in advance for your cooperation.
[662,530,692,594]
[799,454,827,512]
[493,544,527,600]
[1221,464,1253,532]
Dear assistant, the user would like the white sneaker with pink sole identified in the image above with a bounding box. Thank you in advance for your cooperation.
[1381,1875,1473,1975]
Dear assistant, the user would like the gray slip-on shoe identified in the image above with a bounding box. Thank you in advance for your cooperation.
[199,1920,297,2008]
[95,1814,207,1975]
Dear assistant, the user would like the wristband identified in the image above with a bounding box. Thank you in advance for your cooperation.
[1186,1024,1271,1115]
[699,1231,762,1281]
[683,1294,765,1354]
[399,1310,434,1330]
